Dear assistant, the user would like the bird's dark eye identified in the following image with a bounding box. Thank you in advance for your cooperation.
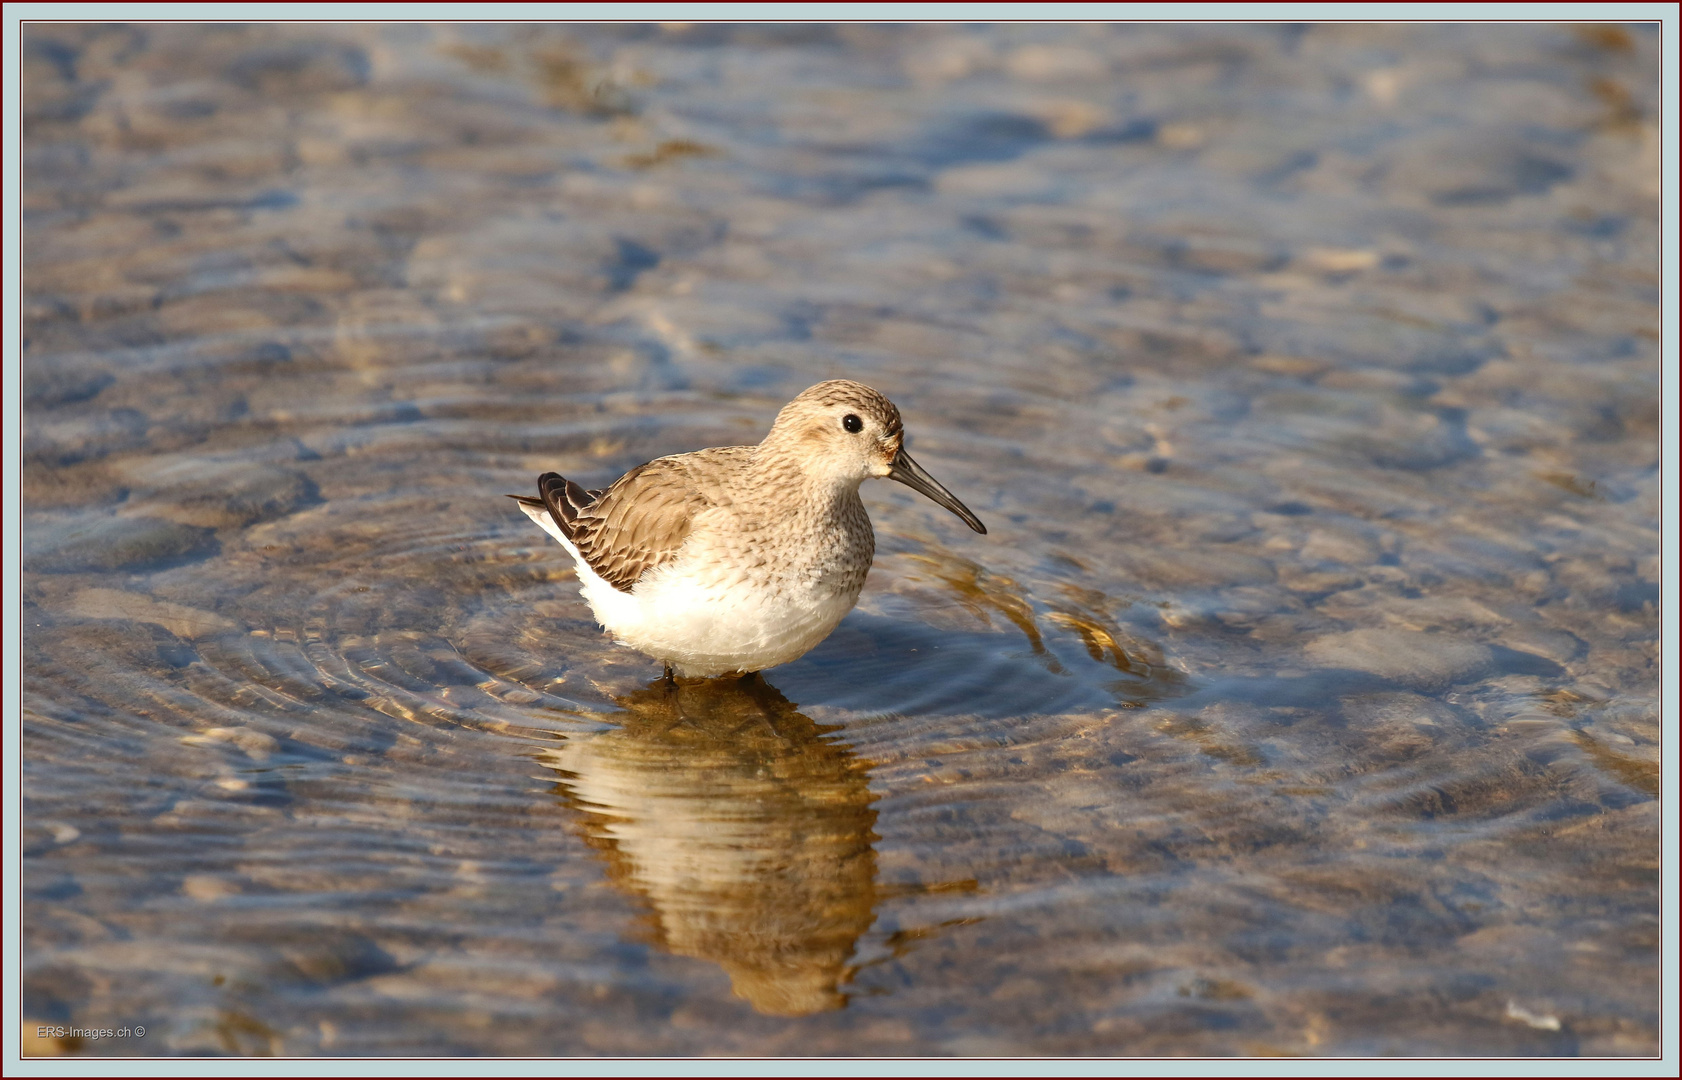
[842,413,863,433]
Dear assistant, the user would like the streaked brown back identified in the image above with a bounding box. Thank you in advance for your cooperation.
[558,447,752,593]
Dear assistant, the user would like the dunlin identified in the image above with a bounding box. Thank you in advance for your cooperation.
[511,380,986,677]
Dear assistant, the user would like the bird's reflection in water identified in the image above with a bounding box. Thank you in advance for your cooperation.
[541,674,878,1017]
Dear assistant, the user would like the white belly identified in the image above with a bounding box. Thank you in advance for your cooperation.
[520,501,863,676]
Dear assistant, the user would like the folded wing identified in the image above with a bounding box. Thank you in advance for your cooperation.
[512,451,747,593]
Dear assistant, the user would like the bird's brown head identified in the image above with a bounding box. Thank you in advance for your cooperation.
[762,380,986,534]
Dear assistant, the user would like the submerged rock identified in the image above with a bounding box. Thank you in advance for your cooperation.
[1305,628,1493,691]
[25,516,218,573]
[117,460,320,530]
[63,587,239,639]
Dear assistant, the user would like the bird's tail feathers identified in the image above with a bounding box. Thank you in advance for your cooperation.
[537,472,600,541]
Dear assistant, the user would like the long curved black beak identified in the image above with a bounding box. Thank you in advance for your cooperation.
[887,447,987,534]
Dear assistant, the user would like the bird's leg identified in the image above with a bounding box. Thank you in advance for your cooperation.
[726,672,782,738]
[653,662,698,734]
[728,710,781,739]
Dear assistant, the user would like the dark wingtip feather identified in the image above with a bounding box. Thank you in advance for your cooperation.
[537,471,598,541]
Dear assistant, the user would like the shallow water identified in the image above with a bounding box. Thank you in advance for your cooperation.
[18,22,1660,1056]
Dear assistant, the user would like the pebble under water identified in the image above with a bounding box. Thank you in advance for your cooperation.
[18,22,1660,1057]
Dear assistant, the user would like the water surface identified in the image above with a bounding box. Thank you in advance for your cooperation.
[20,22,1660,1056]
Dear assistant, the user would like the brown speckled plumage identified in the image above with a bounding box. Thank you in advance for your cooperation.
[510,380,985,676]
